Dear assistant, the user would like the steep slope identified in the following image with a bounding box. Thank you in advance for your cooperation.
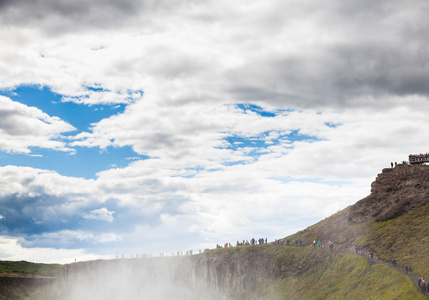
[248,251,424,300]
[350,164,429,222]
[287,165,429,281]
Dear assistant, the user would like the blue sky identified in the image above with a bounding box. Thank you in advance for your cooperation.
[0,86,148,179]
[0,0,427,263]
[0,85,128,132]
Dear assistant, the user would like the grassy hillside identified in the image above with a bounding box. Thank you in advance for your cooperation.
[0,261,61,300]
[284,203,429,279]
[0,260,61,278]
[355,203,429,280]
[249,250,425,300]
[257,203,429,299]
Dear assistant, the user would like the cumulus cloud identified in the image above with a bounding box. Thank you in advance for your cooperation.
[0,96,75,153]
[0,0,144,35]
[84,207,115,222]
[0,0,428,261]
[0,235,110,264]
[1,0,428,109]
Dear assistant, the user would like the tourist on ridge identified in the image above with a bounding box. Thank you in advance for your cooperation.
[299,239,302,247]
[418,277,421,287]
[391,162,393,168]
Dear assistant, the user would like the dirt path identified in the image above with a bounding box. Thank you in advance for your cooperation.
[347,247,429,298]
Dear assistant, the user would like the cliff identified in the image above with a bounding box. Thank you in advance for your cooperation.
[59,246,280,299]
[349,164,429,222]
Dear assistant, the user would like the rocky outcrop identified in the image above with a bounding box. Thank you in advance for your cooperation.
[349,164,429,223]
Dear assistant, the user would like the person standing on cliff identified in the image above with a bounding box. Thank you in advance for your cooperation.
[391,162,393,168]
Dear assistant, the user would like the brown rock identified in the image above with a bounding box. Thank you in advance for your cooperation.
[349,164,429,223]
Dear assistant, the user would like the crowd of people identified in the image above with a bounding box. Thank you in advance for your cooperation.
[418,277,428,293]
[408,153,429,163]
[216,238,268,248]
[389,153,429,167]
[271,238,335,249]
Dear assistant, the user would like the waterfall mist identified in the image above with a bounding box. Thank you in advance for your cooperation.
[54,255,231,300]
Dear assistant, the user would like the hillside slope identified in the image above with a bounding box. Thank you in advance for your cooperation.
[0,261,60,299]
[287,165,429,281]
[1,164,428,299]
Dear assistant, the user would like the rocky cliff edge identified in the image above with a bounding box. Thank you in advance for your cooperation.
[349,164,429,223]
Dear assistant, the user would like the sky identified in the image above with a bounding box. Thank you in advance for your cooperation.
[0,0,428,263]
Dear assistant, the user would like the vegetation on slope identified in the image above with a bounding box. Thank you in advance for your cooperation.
[254,202,429,299]
[283,202,429,281]
[0,261,61,300]
[249,251,425,300]
[355,203,429,280]
[0,260,61,278]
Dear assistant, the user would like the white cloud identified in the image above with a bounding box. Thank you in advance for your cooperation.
[0,0,428,261]
[0,96,75,154]
[84,208,115,222]
[0,235,109,264]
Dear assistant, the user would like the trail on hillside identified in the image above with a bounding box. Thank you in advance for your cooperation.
[346,247,429,298]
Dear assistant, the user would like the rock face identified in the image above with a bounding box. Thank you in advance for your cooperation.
[0,277,56,299]
[349,164,429,223]
[60,247,279,300]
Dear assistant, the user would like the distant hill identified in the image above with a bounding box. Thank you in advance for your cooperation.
[0,261,60,299]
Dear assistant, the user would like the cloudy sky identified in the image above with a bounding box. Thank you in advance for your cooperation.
[0,0,428,263]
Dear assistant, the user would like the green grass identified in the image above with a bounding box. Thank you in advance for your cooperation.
[0,260,61,278]
[249,252,425,300]
[250,202,429,299]
[283,202,429,280]
[354,203,429,280]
